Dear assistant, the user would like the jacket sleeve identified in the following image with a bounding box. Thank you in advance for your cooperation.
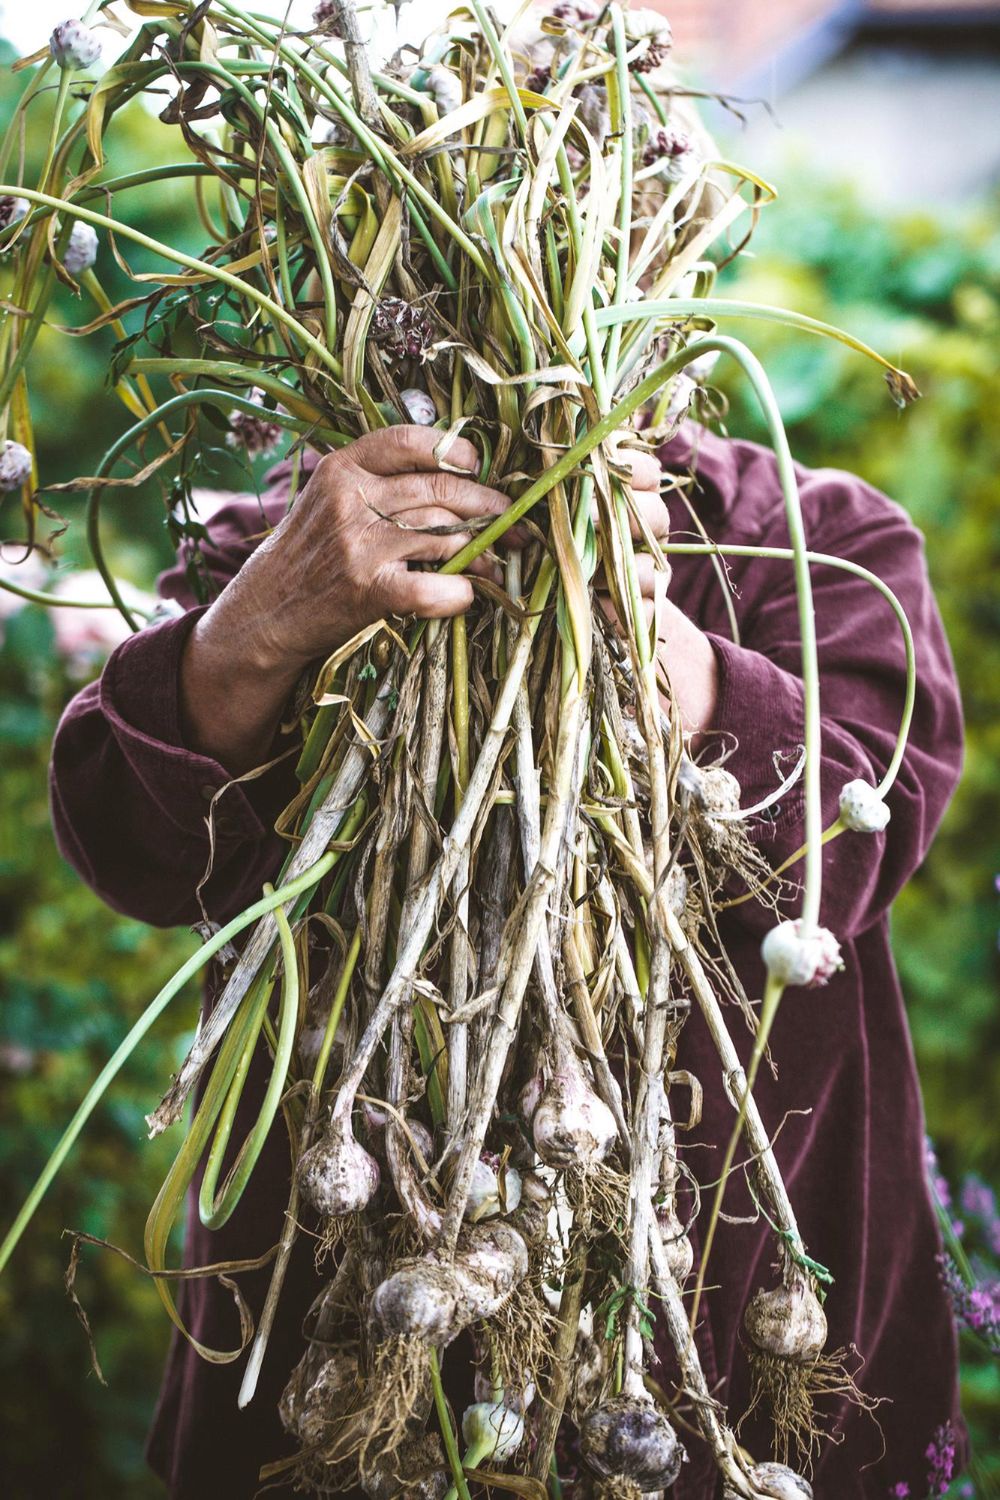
[705,466,963,940]
[49,496,294,929]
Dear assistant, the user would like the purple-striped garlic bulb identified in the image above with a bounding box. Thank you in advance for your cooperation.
[580,1395,685,1491]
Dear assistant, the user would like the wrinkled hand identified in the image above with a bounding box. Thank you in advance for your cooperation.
[181,425,518,770]
[220,425,518,675]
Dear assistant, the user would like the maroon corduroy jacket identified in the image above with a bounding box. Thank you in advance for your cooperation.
[49,424,965,1499]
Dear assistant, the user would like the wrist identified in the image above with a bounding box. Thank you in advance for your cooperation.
[180,607,303,773]
[193,593,307,689]
[656,601,719,740]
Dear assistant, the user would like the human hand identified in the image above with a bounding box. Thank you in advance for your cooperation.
[214,425,517,677]
[180,425,517,770]
[595,447,672,632]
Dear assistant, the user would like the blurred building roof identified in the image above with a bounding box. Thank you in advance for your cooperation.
[658,0,1000,205]
[651,0,1000,91]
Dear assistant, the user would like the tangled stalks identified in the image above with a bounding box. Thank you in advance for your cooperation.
[0,1,920,1494]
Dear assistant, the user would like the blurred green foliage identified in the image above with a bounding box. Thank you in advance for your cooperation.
[0,37,997,1499]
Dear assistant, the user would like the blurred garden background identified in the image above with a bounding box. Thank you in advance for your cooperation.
[0,2,998,1496]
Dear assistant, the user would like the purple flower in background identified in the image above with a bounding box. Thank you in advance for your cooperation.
[888,1484,910,1498]
[961,1173,1000,1255]
[924,1422,958,1496]
[925,1137,964,1237]
[938,1253,1000,1353]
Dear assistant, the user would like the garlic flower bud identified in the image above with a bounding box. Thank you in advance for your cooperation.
[63,222,99,276]
[49,20,101,72]
[838,778,890,833]
[761,919,842,988]
[0,440,33,492]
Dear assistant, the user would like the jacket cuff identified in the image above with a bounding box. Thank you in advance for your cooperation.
[98,608,270,843]
[706,633,807,849]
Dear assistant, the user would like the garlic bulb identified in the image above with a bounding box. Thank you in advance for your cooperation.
[580,1395,685,1490]
[724,1462,813,1499]
[279,1349,359,1446]
[530,1066,616,1168]
[744,1277,827,1365]
[761,919,842,988]
[371,1260,459,1344]
[425,64,463,116]
[461,1401,525,1463]
[465,1155,523,1221]
[296,1116,380,1217]
[839,778,891,833]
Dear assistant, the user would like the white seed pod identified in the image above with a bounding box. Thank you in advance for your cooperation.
[425,64,463,116]
[400,387,437,426]
[761,919,842,988]
[63,221,99,276]
[838,778,891,833]
[0,440,33,492]
[465,1156,523,1221]
[49,20,102,72]
[461,1402,525,1462]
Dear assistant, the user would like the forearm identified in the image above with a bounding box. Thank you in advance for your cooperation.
[180,601,304,775]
